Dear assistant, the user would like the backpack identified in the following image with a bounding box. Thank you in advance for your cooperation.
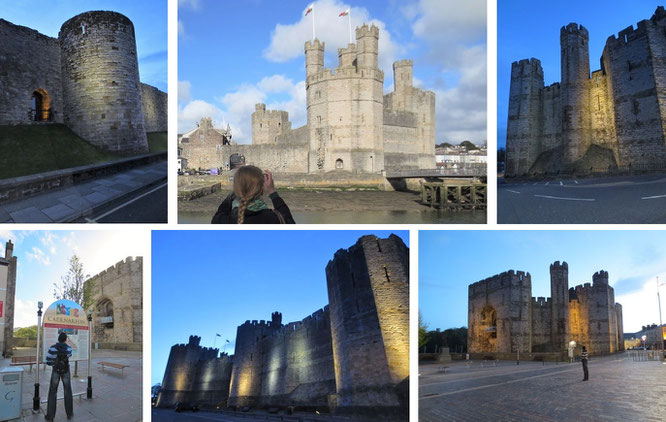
[54,348,69,375]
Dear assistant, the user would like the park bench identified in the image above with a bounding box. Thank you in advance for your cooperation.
[98,361,129,376]
[10,356,42,372]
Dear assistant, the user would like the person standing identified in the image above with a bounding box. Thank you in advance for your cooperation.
[45,332,73,420]
[581,345,589,381]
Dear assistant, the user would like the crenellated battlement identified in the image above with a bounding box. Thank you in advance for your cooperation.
[561,23,589,37]
[469,269,531,296]
[550,260,568,271]
[532,296,552,308]
[355,23,380,39]
[305,39,325,50]
[306,66,384,84]
[393,59,413,68]
[592,270,609,285]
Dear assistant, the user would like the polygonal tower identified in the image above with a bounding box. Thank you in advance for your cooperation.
[560,23,591,164]
[549,261,570,353]
[59,11,148,155]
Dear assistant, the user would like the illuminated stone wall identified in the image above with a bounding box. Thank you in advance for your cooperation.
[0,241,17,358]
[84,256,142,348]
[506,7,666,177]
[468,262,624,357]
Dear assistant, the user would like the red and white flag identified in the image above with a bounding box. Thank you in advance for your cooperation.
[339,8,350,17]
[305,4,314,16]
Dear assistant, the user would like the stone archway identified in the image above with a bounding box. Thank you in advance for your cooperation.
[474,304,498,352]
[31,89,52,121]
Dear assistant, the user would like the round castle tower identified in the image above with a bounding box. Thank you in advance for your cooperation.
[560,23,591,164]
[549,261,570,353]
[58,11,148,155]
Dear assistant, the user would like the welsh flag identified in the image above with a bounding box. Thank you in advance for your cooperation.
[339,8,350,17]
[305,4,313,16]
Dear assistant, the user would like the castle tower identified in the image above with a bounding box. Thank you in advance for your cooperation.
[560,23,591,164]
[356,24,379,69]
[549,261,570,353]
[393,59,413,92]
[251,103,291,145]
[586,270,613,354]
[58,11,148,155]
[0,240,17,358]
[325,235,409,415]
[505,59,544,177]
[305,39,325,78]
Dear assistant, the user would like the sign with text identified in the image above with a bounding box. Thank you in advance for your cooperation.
[42,299,88,362]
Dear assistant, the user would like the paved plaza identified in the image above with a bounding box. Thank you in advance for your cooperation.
[151,408,380,422]
[4,348,141,422]
[419,353,666,421]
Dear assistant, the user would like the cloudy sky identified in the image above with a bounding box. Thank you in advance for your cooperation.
[178,0,486,145]
[151,230,408,386]
[0,0,167,92]
[497,0,660,149]
[0,230,149,330]
[420,230,666,334]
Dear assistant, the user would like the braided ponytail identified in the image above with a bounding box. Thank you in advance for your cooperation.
[237,197,249,224]
[233,165,264,224]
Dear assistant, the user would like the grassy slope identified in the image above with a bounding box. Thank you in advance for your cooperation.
[147,132,168,152]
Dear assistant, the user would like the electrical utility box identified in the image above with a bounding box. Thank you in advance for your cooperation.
[0,366,23,421]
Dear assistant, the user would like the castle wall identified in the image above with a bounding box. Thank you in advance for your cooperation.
[59,11,148,155]
[85,256,142,347]
[541,84,563,152]
[189,355,233,407]
[0,19,64,124]
[468,270,532,354]
[252,104,292,145]
[140,83,168,133]
[530,297,552,352]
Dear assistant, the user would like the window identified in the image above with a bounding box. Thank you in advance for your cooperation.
[335,158,343,169]
[317,115,321,124]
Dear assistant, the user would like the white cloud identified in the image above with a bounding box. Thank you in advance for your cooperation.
[40,232,57,255]
[178,80,192,104]
[178,0,200,10]
[178,20,186,37]
[178,100,226,134]
[25,247,50,266]
[616,274,666,333]
[13,299,38,329]
[263,0,404,75]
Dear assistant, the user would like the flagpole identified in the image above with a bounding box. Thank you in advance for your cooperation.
[348,11,352,44]
[312,6,316,40]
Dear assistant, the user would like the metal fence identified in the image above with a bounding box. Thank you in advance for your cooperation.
[629,349,665,362]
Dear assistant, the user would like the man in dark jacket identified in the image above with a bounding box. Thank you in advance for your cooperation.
[45,332,73,420]
[581,345,589,381]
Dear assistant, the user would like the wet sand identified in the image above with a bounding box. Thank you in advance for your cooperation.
[179,189,487,224]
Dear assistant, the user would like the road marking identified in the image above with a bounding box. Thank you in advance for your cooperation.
[545,182,549,186]
[533,182,538,185]
[641,194,666,200]
[559,181,563,186]
[506,190,521,194]
[574,180,579,184]
[86,182,167,223]
[534,195,595,201]
[420,364,573,387]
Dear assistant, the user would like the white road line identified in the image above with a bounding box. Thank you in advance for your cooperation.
[86,182,167,223]
[506,190,521,194]
[534,195,595,201]
[641,194,666,200]
[533,182,537,185]
[574,180,579,184]
[545,182,549,186]
[559,181,563,186]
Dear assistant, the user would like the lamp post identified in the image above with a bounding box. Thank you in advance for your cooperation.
[33,301,43,411]
[568,340,576,364]
[87,308,93,399]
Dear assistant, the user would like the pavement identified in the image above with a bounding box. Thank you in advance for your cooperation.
[0,161,166,223]
[152,408,381,422]
[498,173,666,223]
[5,348,141,422]
[419,353,666,421]
[81,182,167,223]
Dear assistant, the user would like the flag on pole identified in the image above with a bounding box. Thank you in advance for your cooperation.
[216,333,221,337]
[305,4,313,16]
[339,8,350,17]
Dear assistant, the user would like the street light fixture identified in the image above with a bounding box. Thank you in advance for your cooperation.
[87,308,93,399]
[33,301,43,411]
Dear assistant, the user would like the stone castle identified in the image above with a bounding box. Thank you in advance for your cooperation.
[179,24,435,173]
[0,11,168,155]
[0,240,17,357]
[84,256,143,350]
[157,235,409,418]
[506,7,666,177]
[468,262,624,358]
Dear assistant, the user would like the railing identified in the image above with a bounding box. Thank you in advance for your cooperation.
[629,349,664,361]
[388,165,487,178]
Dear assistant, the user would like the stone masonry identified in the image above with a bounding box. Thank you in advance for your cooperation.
[0,240,17,357]
[0,11,167,155]
[506,7,666,176]
[468,262,624,358]
[84,256,142,350]
[179,24,435,173]
[157,235,409,418]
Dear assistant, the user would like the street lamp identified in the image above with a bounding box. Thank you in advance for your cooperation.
[568,340,577,364]
[33,301,43,411]
[87,308,93,399]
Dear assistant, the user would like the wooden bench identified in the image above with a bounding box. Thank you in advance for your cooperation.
[98,361,129,376]
[10,356,41,372]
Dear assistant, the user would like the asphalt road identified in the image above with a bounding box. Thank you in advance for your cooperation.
[498,173,666,223]
[420,354,666,421]
[81,182,168,223]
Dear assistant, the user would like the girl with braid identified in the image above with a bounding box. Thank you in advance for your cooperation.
[211,165,295,224]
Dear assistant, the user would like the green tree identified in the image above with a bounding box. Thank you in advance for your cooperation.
[14,325,38,339]
[419,312,429,349]
[460,140,479,150]
[53,255,92,308]
[436,142,453,149]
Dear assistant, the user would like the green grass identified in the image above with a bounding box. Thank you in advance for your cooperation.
[147,131,168,152]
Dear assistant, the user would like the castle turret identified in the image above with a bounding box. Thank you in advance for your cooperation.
[505,59,544,177]
[270,311,282,327]
[560,23,591,164]
[4,240,13,260]
[550,261,570,353]
[355,24,379,69]
[251,103,291,145]
[325,235,409,416]
[393,59,413,91]
[305,39,325,77]
[337,44,357,68]
[58,11,148,155]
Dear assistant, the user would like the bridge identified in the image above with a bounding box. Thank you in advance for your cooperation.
[386,165,486,179]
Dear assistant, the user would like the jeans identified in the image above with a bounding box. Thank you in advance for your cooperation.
[46,369,73,419]
[582,358,589,381]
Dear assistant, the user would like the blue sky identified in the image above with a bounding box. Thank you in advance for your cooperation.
[420,230,666,335]
[151,230,408,386]
[0,230,149,330]
[497,1,661,149]
[0,0,167,92]
[178,0,486,145]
